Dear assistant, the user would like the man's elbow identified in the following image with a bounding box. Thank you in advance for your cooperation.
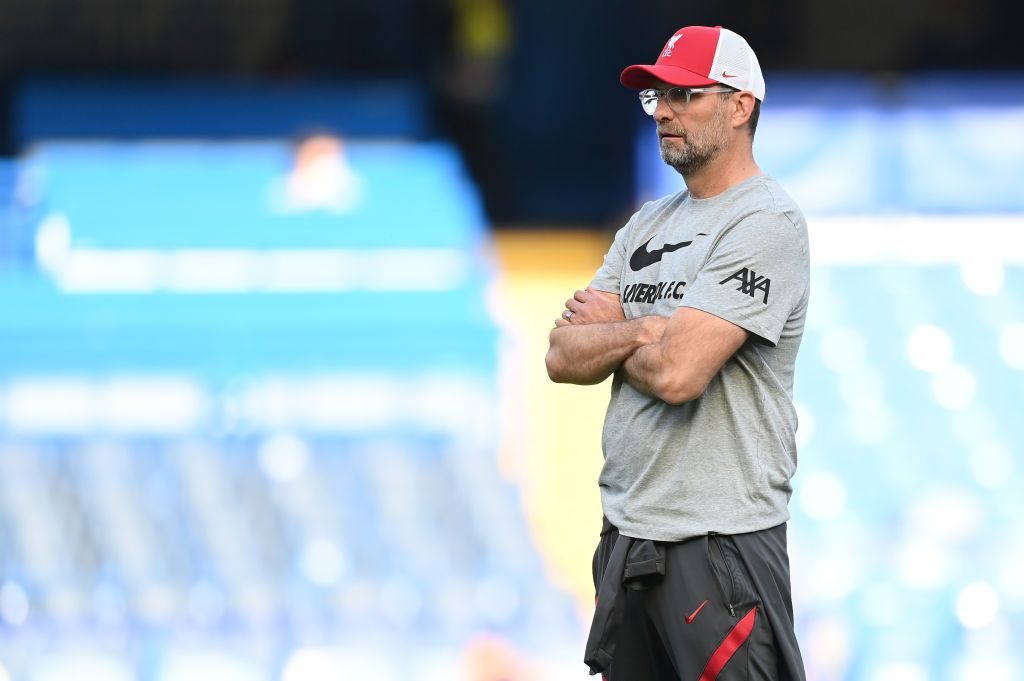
[545,329,565,382]
[653,373,707,405]
[545,348,568,383]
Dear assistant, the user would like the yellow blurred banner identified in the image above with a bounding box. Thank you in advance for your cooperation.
[493,230,614,614]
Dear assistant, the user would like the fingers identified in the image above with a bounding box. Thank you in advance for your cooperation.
[555,317,570,327]
[558,308,580,325]
[561,288,603,326]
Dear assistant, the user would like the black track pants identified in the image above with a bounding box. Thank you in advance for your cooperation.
[586,519,806,681]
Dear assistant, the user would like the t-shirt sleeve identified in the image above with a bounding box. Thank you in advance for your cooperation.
[679,213,807,346]
[588,215,635,294]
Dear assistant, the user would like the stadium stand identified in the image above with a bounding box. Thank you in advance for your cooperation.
[0,75,1022,679]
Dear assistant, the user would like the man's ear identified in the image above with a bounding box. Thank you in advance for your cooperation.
[732,91,756,130]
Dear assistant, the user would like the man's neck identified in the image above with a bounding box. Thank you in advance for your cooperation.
[683,148,762,199]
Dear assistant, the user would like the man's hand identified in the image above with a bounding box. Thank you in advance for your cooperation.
[556,288,626,327]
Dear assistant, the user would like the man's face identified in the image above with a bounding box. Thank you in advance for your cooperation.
[651,81,733,176]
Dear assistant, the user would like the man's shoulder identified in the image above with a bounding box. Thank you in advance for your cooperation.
[713,178,809,260]
[744,176,806,229]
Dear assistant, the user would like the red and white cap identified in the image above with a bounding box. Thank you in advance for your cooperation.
[620,26,766,101]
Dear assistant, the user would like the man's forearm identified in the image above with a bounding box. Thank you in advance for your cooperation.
[622,306,748,405]
[624,340,705,404]
[622,343,665,398]
[546,318,659,385]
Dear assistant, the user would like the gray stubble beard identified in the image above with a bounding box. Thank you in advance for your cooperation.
[659,102,731,177]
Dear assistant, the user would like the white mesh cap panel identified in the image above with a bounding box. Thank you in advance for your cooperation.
[709,28,766,101]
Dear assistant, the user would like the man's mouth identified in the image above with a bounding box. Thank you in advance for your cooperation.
[659,131,685,141]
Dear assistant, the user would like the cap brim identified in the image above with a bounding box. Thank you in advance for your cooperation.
[620,64,718,90]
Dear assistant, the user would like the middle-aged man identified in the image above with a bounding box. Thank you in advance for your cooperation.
[545,25,809,680]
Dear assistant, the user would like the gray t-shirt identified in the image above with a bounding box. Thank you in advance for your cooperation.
[590,175,809,542]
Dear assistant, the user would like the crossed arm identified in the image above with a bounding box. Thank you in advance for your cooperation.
[545,287,750,404]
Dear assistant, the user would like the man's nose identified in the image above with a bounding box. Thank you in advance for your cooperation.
[653,95,674,122]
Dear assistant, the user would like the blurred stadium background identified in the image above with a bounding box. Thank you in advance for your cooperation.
[0,1,1023,679]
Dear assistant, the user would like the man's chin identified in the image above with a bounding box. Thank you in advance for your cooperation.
[660,150,690,168]
[662,152,708,177]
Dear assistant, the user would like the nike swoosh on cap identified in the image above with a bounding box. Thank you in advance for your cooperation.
[721,71,738,78]
[629,233,709,272]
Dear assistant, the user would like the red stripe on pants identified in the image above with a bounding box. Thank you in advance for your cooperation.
[699,607,757,681]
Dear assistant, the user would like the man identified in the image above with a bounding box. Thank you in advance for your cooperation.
[545,26,808,680]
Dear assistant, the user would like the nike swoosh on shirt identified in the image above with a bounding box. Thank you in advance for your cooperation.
[629,233,709,272]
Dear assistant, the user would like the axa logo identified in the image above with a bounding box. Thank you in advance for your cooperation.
[661,33,683,57]
[719,267,770,304]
